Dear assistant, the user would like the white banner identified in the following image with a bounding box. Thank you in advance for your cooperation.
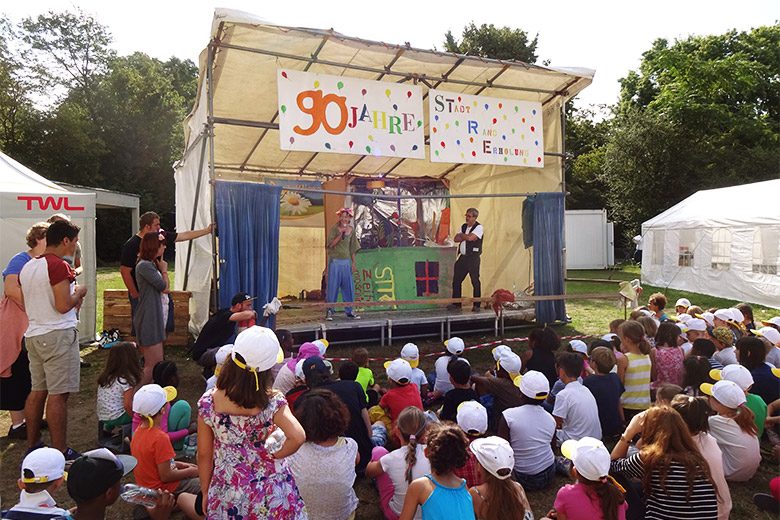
[428,90,544,167]
[277,69,425,159]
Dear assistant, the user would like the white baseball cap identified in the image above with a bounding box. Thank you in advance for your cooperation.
[710,365,753,391]
[445,337,465,355]
[456,400,488,435]
[513,370,550,400]
[294,358,306,381]
[601,333,617,342]
[714,309,733,322]
[470,436,515,480]
[233,326,285,372]
[677,313,692,323]
[384,358,412,384]
[699,312,715,327]
[214,344,234,366]
[400,343,420,368]
[491,345,513,361]
[753,326,780,347]
[313,339,329,356]
[686,318,707,332]
[497,352,522,376]
[761,317,780,328]
[701,379,747,408]
[569,340,588,355]
[729,308,745,323]
[675,298,691,308]
[561,437,611,481]
[132,384,177,417]
[21,447,66,483]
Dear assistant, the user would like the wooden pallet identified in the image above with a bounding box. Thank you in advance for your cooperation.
[103,290,192,346]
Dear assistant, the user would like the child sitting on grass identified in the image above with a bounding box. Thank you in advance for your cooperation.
[399,422,476,520]
[583,347,624,440]
[454,400,488,488]
[5,447,71,518]
[130,384,201,519]
[440,359,478,422]
[97,342,141,438]
[353,347,381,405]
[205,344,233,391]
[401,343,429,397]
[553,352,602,444]
[469,436,533,520]
[379,359,424,427]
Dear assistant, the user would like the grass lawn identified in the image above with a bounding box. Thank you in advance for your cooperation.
[1,266,777,518]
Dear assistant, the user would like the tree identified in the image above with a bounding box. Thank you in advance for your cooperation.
[21,9,115,108]
[564,103,610,210]
[444,22,538,63]
[602,25,780,239]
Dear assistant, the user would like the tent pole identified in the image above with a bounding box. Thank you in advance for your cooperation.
[182,126,209,292]
[207,41,219,313]
[560,100,568,302]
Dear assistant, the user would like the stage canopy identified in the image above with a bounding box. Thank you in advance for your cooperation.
[175,9,595,330]
[641,179,780,309]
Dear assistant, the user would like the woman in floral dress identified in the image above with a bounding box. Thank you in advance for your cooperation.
[198,326,308,519]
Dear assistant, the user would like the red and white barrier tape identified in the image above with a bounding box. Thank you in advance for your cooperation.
[325,334,595,362]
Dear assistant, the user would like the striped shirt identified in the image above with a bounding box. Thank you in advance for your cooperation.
[621,353,651,410]
[611,454,718,520]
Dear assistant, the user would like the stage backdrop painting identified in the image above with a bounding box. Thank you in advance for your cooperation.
[277,69,425,159]
[428,89,544,167]
[264,176,324,227]
[350,246,456,311]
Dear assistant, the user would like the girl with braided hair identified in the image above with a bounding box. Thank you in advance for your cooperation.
[366,406,431,520]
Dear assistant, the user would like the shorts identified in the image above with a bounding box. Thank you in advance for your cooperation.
[174,477,201,496]
[26,328,80,395]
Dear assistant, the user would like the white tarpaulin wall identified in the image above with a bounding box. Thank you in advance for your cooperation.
[641,179,780,309]
[0,151,97,342]
[175,9,595,331]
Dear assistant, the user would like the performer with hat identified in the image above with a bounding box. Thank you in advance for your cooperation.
[326,208,361,321]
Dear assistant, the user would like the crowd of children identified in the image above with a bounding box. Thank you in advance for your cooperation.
[5,291,780,520]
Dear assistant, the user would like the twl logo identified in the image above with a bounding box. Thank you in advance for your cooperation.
[17,196,85,211]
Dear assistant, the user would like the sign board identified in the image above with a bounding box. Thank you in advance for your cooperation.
[349,246,456,310]
[263,177,324,227]
[0,192,95,218]
[428,89,544,167]
[277,69,425,159]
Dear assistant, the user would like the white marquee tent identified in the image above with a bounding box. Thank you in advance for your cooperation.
[174,9,595,331]
[641,179,780,309]
[0,151,97,341]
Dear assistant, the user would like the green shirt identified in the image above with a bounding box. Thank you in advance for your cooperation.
[327,225,360,260]
[355,367,375,402]
[745,392,767,437]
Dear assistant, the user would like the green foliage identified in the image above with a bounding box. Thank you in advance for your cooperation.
[564,104,611,210]
[603,25,780,241]
[443,22,538,63]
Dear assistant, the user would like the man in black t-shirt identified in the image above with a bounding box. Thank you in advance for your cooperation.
[191,292,259,375]
[119,211,212,332]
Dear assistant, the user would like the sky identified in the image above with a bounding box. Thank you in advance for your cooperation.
[3,0,778,110]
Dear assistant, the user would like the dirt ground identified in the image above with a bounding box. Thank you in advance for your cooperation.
[1,328,777,519]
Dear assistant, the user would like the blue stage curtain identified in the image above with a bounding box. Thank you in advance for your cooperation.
[215,181,281,326]
[533,192,566,325]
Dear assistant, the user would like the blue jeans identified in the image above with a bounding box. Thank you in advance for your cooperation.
[327,258,354,315]
[513,463,555,491]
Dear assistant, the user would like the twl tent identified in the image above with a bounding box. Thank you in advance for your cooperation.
[641,179,780,309]
[0,151,97,341]
[174,9,595,331]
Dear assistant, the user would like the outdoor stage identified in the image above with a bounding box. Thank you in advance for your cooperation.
[275,304,536,345]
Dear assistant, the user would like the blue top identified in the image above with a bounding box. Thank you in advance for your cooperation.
[2,251,31,279]
[421,474,475,520]
[750,363,780,405]
[583,372,625,436]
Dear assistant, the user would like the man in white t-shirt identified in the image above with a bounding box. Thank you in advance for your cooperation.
[552,352,602,444]
[449,207,484,312]
[19,219,87,459]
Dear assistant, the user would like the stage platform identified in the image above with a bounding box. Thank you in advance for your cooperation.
[275,305,536,346]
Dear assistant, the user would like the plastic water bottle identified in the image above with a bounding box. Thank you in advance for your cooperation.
[184,433,197,458]
[264,428,286,454]
[120,484,160,508]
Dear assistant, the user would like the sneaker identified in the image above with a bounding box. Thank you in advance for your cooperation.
[7,423,27,440]
[753,493,779,514]
[326,309,334,321]
[554,455,572,476]
[346,313,361,320]
[62,447,82,461]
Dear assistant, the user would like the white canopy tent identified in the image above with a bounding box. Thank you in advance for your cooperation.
[641,179,780,309]
[174,9,595,331]
[0,151,97,342]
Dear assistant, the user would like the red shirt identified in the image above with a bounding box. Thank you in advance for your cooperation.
[454,443,484,488]
[130,426,178,493]
[379,383,423,422]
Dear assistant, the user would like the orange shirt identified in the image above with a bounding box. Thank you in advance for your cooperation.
[130,426,177,493]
